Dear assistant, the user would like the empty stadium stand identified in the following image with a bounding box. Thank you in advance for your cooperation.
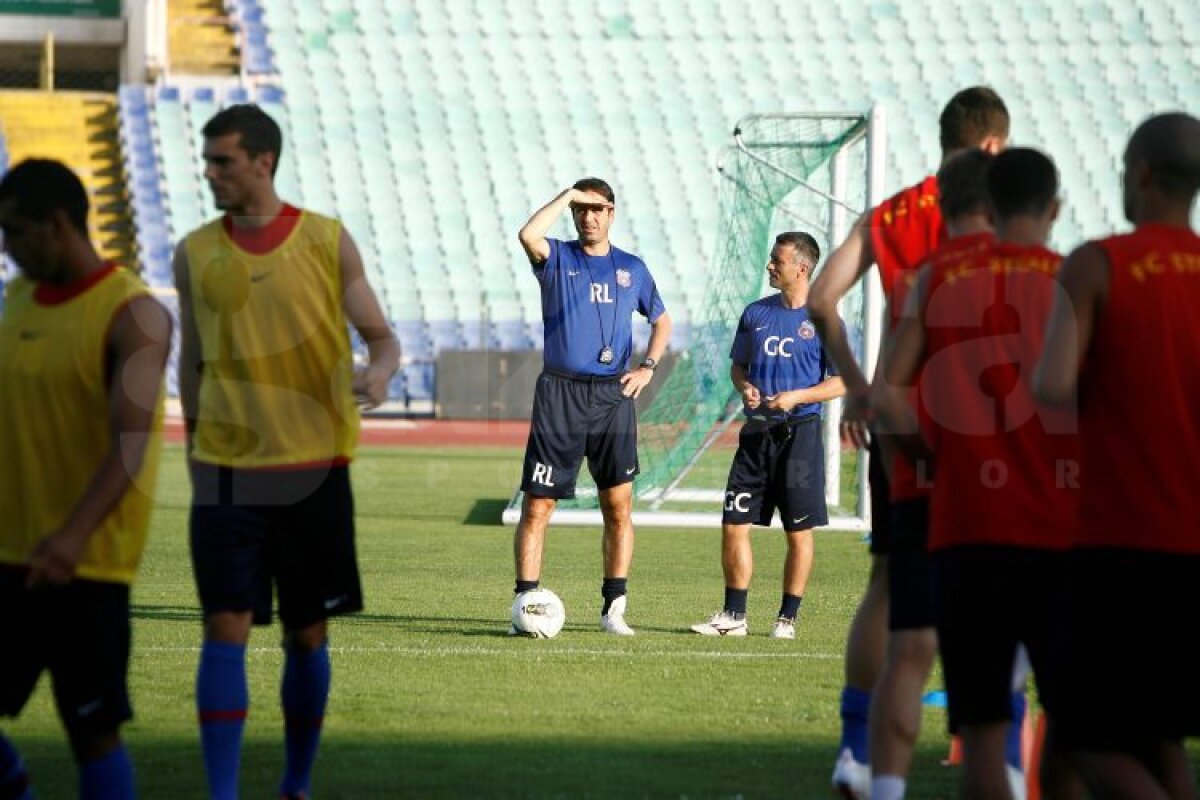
[111,0,1199,408]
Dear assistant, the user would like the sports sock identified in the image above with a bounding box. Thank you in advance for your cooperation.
[777,593,802,620]
[0,733,33,800]
[197,640,248,800]
[839,687,871,762]
[515,579,539,594]
[1006,691,1027,770]
[723,587,748,618]
[601,578,627,614]
[79,742,135,800]
[280,642,331,797]
[871,775,906,800]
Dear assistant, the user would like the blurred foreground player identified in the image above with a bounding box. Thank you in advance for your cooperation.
[175,105,399,799]
[1035,112,1200,799]
[0,159,171,799]
[807,87,1010,796]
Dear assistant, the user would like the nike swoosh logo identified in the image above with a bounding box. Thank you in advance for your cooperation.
[567,271,580,277]
[250,272,273,282]
[625,467,637,475]
[792,515,810,524]
[76,699,103,717]
[755,325,768,331]
[324,595,348,610]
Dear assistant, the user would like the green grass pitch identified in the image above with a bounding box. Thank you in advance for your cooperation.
[9,443,1025,798]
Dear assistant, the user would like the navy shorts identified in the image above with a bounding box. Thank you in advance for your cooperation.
[0,569,132,734]
[867,437,891,554]
[933,546,1067,732]
[1054,548,1200,751]
[521,370,639,499]
[190,463,364,629]
[722,415,828,530]
[887,498,933,631]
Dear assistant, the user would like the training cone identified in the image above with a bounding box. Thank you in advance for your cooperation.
[1025,711,1047,800]
[942,734,963,766]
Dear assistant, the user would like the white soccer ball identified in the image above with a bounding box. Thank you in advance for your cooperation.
[511,588,566,639]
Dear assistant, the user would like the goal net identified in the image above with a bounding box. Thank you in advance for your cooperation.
[503,109,886,529]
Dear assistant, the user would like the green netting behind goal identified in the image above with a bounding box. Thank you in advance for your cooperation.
[505,113,877,527]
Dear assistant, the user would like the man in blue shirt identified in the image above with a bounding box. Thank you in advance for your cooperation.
[514,177,672,635]
[691,232,843,639]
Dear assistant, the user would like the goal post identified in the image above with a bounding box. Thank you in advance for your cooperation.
[502,108,887,530]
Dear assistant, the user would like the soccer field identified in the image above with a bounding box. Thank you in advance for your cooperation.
[16,444,970,798]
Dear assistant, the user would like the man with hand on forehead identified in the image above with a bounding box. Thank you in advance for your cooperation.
[514,177,672,636]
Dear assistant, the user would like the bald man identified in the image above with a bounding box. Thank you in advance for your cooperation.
[1035,112,1200,798]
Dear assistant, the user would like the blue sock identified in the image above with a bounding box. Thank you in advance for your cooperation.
[1006,691,1027,769]
[280,642,331,796]
[0,733,33,800]
[80,743,135,800]
[839,687,871,762]
[197,640,248,800]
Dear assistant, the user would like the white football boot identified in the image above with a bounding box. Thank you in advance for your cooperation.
[600,594,635,636]
[689,610,748,636]
[831,747,870,800]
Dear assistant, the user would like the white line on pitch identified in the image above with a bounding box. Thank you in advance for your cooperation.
[140,645,839,660]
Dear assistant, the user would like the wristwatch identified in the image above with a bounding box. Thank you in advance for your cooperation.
[640,357,658,371]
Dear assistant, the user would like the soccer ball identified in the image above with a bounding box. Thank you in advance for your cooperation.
[511,588,566,639]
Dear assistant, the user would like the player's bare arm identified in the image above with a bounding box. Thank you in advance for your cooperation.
[621,311,672,398]
[172,241,202,447]
[339,228,401,410]
[765,375,846,413]
[1033,243,1110,408]
[27,295,172,587]
[730,362,761,409]
[870,267,930,463]
[808,213,876,447]
[517,187,610,265]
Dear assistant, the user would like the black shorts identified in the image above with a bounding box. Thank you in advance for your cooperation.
[722,415,829,530]
[932,546,1067,732]
[868,437,891,554]
[521,370,639,499]
[1054,548,1200,751]
[0,569,132,733]
[887,498,933,631]
[190,463,364,629]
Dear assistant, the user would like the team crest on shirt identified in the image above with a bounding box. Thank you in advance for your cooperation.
[616,269,632,288]
[798,320,817,340]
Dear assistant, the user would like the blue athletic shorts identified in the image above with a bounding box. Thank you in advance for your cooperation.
[722,415,829,530]
[1053,548,1200,751]
[868,437,892,554]
[189,463,363,629]
[521,370,639,499]
[933,546,1067,732]
[887,498,933,631]
[0,569,132,734]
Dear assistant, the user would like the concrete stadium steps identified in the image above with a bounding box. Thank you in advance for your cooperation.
[168,0,240,75]
[0,91,133,268]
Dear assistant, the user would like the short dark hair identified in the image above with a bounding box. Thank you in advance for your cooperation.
[936,148,994,220]
[1127,112,1200,202]
[939,87,1010,153]
[775,231,820,266]
[986,147,1059,219]
[0,158,89,234]
[572,177,615,204]
[202,104,283,176]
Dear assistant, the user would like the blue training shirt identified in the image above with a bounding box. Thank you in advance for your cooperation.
[535,238,666,376]
[729,296,836,422]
